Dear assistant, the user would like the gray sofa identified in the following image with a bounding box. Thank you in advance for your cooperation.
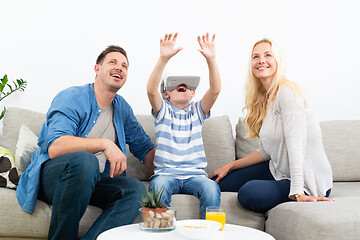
[0,107,359,240]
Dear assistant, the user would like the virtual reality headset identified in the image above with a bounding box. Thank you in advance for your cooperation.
[160,75,200,94]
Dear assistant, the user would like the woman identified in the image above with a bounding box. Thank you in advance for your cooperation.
[209,38,334,213]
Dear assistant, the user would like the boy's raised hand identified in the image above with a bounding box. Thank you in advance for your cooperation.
[197,33,216,59]
[160,32,183,60]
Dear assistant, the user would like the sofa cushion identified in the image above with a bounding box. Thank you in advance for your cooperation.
[126,115,155,181]
[0,146,19,188]
[0,108,46,155]
[320,120,360,181]
[0,187,102,239]
[265,182,360,240]
[235,118,260,159]
[15,124,39,175]
[126,115,236,181]
[202,115,236,176]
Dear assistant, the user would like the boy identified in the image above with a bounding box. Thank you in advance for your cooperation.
[146,32,221,219]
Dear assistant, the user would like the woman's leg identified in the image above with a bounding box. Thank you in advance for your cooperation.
[238,179,292,213]
[216,161,274,192]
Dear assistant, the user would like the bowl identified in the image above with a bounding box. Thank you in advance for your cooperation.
[175,219,222,239]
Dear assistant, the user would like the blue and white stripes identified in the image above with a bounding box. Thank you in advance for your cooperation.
[152,100,210,179]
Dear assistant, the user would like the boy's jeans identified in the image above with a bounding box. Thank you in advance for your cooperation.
[149,175,221,219]
[39,151,146,240]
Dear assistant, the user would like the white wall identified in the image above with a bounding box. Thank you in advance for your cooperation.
[1,0,359,133]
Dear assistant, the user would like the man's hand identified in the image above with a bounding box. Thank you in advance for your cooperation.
[197,33,216,60]
[102,139,127,178]
[160,32,183,60]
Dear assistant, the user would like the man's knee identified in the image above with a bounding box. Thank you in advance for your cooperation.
[62,152,100,187]
[66,152,99,172]
[132,177,146,196]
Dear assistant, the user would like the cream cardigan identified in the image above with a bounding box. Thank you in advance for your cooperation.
[257,85,333,197]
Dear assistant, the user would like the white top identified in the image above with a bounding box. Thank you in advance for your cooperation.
[152,100,209,179]
[257,85,333,197]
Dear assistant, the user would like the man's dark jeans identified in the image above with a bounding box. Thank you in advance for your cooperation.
[39,151,146,240]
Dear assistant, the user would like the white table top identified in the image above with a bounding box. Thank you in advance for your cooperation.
[97,223,275,240]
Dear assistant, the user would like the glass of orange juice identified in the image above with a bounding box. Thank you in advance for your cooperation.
[205,206,226,230]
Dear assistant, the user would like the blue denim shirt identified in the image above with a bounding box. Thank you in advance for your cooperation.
[16,84,155,213]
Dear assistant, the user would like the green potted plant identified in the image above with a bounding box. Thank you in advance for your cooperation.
[140,186,167,213]
[0,74,27,119]
[139,186,175,229]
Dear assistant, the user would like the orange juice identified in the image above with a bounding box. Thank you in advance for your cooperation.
[205,212,226,230]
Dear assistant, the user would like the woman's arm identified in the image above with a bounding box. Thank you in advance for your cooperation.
[209,151,264,183]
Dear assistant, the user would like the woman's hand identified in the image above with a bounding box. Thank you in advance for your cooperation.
[209,163,232,183]
[160,32,183,60]
[296,194,335,202]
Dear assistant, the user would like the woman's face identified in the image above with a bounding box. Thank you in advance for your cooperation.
[251,42,277,83]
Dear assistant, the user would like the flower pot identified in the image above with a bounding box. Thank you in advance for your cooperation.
[139,206,176,231]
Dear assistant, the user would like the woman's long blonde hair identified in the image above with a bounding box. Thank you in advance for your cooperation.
[244,38,301,139]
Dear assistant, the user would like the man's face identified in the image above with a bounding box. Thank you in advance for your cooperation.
[94,52,128,92]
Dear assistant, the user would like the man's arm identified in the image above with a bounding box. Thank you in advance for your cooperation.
[147,32,183,116]
[198,33,221,115]
[143,147,155,173]
[48,135,126,178]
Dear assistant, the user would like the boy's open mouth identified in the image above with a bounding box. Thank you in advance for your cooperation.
[177,85,187,92]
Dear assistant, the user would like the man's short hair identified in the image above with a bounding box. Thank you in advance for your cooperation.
[96,45,129,65]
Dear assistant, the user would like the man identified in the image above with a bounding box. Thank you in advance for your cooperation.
[16,45,156,240]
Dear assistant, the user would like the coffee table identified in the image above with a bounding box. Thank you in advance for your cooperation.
[97,223,275,240]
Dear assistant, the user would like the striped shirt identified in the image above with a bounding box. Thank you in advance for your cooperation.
[152,100,210,179]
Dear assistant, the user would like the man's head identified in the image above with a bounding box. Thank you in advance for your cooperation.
[96,45,129,65]
[161,75,200,106]
[94,45,129,92]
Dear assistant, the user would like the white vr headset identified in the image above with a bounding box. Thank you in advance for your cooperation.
[160,75,200,97]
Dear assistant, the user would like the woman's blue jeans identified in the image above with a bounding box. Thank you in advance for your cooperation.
[149,175,221,219]
[38,151,146,240]
[216,161,330,213]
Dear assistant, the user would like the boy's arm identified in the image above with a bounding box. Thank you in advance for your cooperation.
[198,33,221,115]
[147,32,183,116]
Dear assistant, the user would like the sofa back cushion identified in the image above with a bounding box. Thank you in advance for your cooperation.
[235,118,360,182]
[320,120,360,181]
[127,115,236,180]
[0,108,236,181]
[235,118,260,159]
[0,108,45,155]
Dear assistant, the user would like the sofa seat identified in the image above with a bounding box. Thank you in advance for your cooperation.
[266,182,360,240]
[0,187,102,240]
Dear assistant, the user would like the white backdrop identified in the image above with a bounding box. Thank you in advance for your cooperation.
[1,0,359,134]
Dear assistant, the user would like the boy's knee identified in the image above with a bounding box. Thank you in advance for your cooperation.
[149,176,172,191]
[206,180,220,197]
